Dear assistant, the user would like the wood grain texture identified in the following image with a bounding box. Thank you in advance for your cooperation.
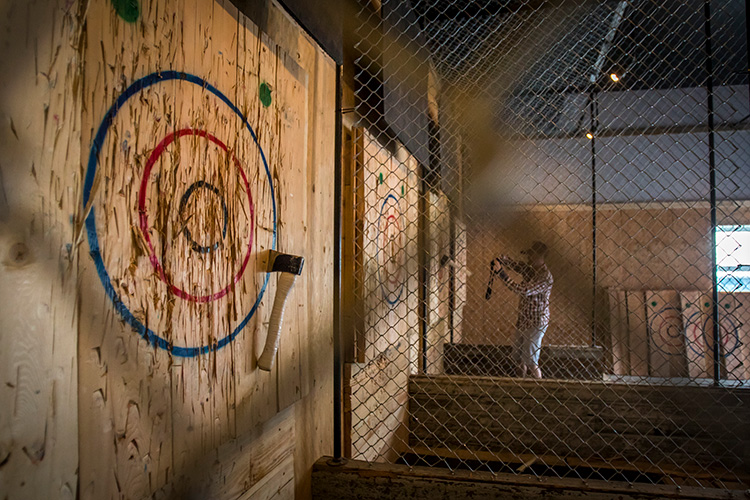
[77,0,334,499]
[0,0,82,497]
[345,341,410,462]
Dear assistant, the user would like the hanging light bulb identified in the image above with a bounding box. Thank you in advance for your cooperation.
[610,73,620,82]
[586,132,594,140]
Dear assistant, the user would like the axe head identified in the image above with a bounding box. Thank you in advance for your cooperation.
[267,250,305,275]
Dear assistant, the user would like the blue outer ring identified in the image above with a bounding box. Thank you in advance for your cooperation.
[83,70,277,357]
[376,193,405,306]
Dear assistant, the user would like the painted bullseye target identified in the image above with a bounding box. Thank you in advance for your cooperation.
[178,180,229,255]
[83,71,277,357]
[649,306,684,355]
[138,128,254,304]
[684,309,740,359]
[377,193,405,305]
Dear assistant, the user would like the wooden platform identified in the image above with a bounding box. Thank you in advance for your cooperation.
[444,343,605,380]
[312,457,747,499]
[408,375,750,486]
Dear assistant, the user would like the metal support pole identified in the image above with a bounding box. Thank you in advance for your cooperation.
[746,0,750,114]
[590,91,598,348]
[704,0,722,385]
[332,64,345,461]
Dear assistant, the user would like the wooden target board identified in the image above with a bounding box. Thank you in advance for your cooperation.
[362,131,419,365]
[75,0,330,497]
[83,72,276,355]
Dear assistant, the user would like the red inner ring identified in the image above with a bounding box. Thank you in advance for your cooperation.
[138,128,254,303]
[381,211,404,286]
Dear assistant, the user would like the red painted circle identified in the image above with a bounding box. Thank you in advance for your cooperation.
[138,128,254,303]
[381,212,404,285]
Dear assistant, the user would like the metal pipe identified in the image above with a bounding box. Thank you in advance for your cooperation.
[746,0,750,115]
[333,63,345,460]
[419,171,429,373]
[590,91,598,347]
[704,0,722,385]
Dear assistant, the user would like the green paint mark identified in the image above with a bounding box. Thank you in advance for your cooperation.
[379,172,384,185]
[111,0,140,23]
[705,302,710,307]
[259,82,272,107]
[651,301,657,307]
[725,303,732,309]
[401,185,405,196]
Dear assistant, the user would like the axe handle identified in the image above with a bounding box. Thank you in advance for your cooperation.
[485,271,494,300]
[257,272,298,371]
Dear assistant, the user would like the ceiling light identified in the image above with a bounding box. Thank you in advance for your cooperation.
[586,132,594,140]
[610,73,620,82]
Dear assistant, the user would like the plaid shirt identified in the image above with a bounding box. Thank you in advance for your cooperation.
[498,258,553,331]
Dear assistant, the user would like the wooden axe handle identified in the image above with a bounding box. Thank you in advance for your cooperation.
[257,272,298,371]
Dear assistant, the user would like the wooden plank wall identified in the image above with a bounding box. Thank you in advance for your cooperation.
[409,375,750,484]
[608,289,750,380]
[0,0,335,498]
[426,190,451,373]
[0,0,82,497]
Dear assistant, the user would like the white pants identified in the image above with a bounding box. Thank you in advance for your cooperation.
[514,325,547,367]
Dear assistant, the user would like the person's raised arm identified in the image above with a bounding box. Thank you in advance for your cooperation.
[497,254,527,274]
[498,269,553,296]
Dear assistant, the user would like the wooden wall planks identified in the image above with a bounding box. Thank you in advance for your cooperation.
[0,0,82,498]
[608,289,750,381]
[0,0,334,498]
[426,190,451,373]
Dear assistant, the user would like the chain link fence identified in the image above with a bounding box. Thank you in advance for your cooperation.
[343,0,750,490]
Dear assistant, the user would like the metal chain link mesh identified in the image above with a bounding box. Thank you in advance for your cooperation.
[345,0,750,490]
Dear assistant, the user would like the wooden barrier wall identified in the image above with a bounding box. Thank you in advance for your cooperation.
[0,0,335,498]
[409,375,750,485]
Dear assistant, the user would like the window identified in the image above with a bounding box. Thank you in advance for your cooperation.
[715,225,750,292]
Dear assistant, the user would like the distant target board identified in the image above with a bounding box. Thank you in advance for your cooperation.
[683,299,741,359]
[648,306,685,356]
[83,71,276,357]
[377,193,405,305]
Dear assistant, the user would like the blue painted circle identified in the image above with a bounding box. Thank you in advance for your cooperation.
[83,70,277,357]
[376,193,405,306]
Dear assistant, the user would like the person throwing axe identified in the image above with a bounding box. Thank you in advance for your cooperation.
[491,241,553,379]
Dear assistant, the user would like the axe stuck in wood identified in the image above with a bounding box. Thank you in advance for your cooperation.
[257,250,305,371]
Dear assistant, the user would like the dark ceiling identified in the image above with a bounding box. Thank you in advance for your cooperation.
[414,0,747,92]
